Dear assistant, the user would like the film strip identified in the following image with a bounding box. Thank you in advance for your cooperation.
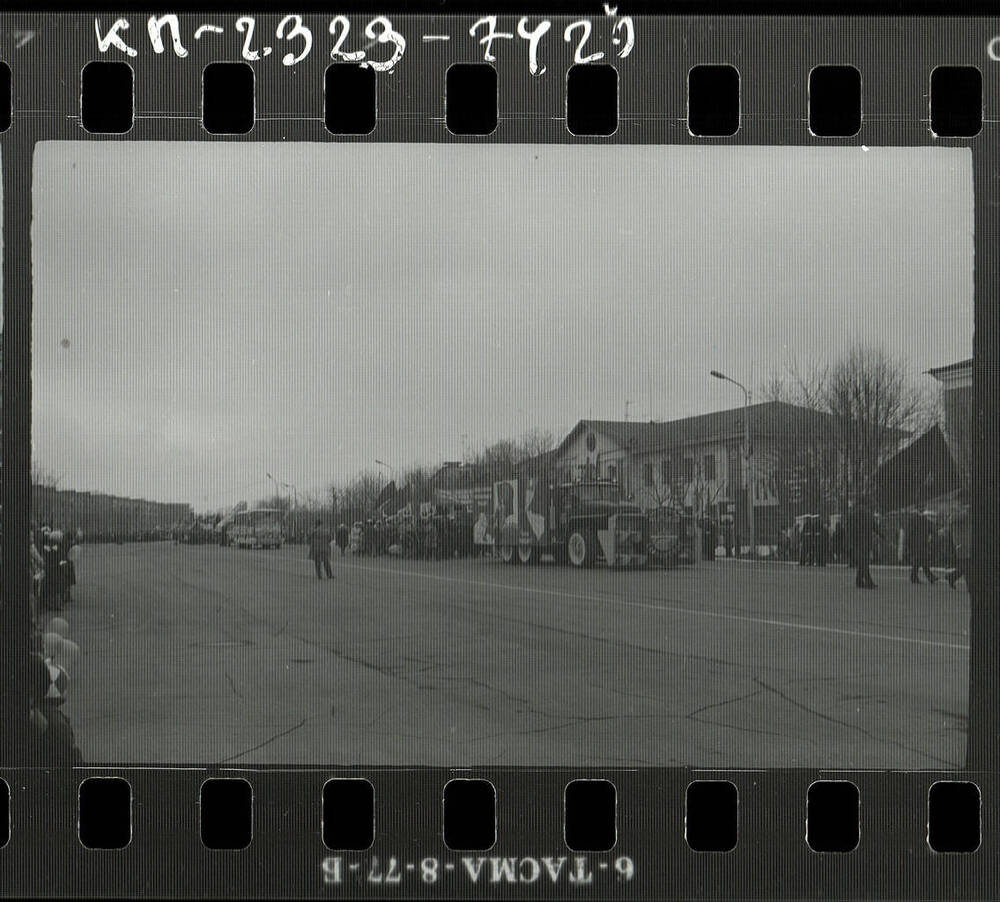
[0,7,996,899]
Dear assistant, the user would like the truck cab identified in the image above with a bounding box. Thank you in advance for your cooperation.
[550,481,648,568]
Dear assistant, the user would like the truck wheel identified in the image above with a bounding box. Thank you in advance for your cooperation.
[499,545,519,564]
[517,545,540,565]
[567,530,597,568]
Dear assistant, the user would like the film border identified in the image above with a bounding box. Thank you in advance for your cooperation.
[0,10,997,899]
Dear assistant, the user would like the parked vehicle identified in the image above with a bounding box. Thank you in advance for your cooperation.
[225,509,285,549]
[474,476,649,568]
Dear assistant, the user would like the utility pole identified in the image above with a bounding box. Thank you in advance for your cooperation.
[710,370,755,558]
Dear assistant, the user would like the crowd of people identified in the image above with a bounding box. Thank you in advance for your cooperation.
[692,493,973,593]
[304,508,481,580]
[25,523,85,764]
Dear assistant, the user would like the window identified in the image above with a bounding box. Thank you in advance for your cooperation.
[607,464,617,482]
[661,458,671,482]
[703,454,716,482]
[683,457,694,483]
[643,463,654,486]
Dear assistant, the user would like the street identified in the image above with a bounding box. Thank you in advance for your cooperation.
[63,543,969,768]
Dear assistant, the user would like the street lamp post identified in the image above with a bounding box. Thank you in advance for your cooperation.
[281,482,299,542]
[710,370,755,558]
[266,472,280,504]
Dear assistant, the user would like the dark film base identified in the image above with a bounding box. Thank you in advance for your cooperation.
[0,769,995,896]
[0,11,996,900]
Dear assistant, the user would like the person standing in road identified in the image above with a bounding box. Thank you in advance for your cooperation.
[830,519,845,564]
[308,519,334,580]
[816,519,829,567]
[946,493,971,592]
[335,522,349,557]
[845,496,882,589]
[424,518,438,561]
[798,518,811,566]
[721,519,734,558]
[903,507,938,584]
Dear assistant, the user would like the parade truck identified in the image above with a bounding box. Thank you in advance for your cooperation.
[473,475,650,568]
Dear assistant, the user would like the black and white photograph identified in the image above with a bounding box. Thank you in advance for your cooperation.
[26,140,974,769]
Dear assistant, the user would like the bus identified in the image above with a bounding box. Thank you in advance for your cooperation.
[225,508,285,549]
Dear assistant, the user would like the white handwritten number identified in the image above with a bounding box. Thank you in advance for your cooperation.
[989,36,1000,61]
[276,14,312,66]
[94,17,138,57]
[614,857,635,881]
[611,16,635,58]
[328,15,365,61]
[469,16,514,63]
[235,16,271,61]
[517,17,551,76]
[384,858,402,884]
[421,858,439,884]
[564,20,604,64]
[321,857,343,885]
[360,17,405,72]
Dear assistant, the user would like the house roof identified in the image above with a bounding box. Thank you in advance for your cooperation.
[871,424,960,512]
[556,401,848,457]
[927,358,973,378]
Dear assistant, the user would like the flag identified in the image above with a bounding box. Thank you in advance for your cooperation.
[375,480,398,512]
[872,425,960,512]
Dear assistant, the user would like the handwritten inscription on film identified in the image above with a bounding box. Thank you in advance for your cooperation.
[94,14,636,74]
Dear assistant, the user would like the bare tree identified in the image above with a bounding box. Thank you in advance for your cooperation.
[759,346,924,506]
[824,345,921,498]
[518,427,557,460]
[687,457,728,520]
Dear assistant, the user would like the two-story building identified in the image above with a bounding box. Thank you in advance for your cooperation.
[552,402,850,543]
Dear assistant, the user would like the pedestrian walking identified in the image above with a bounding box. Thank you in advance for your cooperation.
[798,518,811,566]
[946,494,972,592]
[830,520,845,564]
[816,519,829,567]
[903,507,938,584]
[844,497,882,589]
[335,522,349,557]
[423,518,438,561]
[308,519,334,580]
[722,519,735,558]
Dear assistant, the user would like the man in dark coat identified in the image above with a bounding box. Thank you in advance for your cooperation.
[844,497,882,589]
[830,520,845,564]
[816,519,829,567]
[946,496,972,592]
[903,507,938,584]
[722,520,734,558]
[798,518,812,566]
[334,523,349,556]
[308,519,334,580]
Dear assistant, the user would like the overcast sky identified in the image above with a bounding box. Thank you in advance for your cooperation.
[30,142,973,511]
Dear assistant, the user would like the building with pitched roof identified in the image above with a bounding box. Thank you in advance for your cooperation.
[927,357,972,489]
[552,401,894,542]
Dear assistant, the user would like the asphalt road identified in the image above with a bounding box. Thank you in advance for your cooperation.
[59,542,969,768]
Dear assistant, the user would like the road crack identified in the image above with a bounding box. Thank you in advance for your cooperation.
[218,715,314,764]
